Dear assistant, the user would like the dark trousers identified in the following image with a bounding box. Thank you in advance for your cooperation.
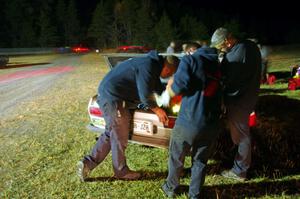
[166,121,220,198]
[84,99,132,177]
[227,104,252,178]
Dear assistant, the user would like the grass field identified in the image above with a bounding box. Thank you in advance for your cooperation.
[0,48,299,198]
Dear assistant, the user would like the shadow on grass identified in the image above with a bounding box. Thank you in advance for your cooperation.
[262,71,292,84]
[212,95,300,179]
[85,176,116,182]
[84,170,168,182]
[87,95,299,198]
[269,71,292,80]
[176,179,300,198]
[260,88,287,94]
[0,62,51,69]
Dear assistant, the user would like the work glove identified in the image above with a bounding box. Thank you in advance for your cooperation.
[154,90,171,107]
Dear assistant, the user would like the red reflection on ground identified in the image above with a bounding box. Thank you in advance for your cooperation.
[0,66,74,84]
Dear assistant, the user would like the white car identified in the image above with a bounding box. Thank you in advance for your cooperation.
[87,53,182,148]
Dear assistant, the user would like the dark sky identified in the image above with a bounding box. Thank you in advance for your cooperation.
[76,0,300,44]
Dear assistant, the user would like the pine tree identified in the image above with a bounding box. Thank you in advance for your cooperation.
[179,15,209,41]
[110,20,121,47]
[117,0,138,44]
[5,0,25,47]
[5,0,42,47]
[0,0,10,47]
[20,19,37,47]
[88,0,112,48]
[154,12,176,50]
[38,5,59,47]
[111,0,136,45]
[133,0,154,46]
[65,0,80,46]
[55,0,67,46]
[224,19,246,40]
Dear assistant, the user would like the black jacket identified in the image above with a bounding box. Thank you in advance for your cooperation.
[222,40,262,111]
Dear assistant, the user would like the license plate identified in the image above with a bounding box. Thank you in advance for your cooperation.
[133,120,153,135]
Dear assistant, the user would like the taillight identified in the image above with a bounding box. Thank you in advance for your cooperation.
[164,117,176,128]
[90,107,103,117]
[170,96,182,114]
[248,112,257,127]
[171,104,180,114]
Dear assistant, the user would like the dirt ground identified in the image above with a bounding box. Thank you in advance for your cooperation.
[0,54,83,119]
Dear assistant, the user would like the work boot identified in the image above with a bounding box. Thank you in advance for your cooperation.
[221,170,246,182]
[160,182,175,198]
[113,170,141,180]
[77,160,90,182]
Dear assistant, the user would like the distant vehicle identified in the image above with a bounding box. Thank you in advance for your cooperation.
[0,55,9,66]
[71,45,90,53]
[116,46,152,53]
[87,53,182,148]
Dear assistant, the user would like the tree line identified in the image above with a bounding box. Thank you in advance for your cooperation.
[0,0,244,49]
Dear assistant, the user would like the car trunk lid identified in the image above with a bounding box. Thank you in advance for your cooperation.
[102,53,146,69]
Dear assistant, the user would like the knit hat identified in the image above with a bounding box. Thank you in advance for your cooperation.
[211,27,229,48]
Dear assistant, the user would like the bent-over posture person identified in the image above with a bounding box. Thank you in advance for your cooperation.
[77,51,179,181]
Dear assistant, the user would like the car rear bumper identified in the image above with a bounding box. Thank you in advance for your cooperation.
[86,123,171,149]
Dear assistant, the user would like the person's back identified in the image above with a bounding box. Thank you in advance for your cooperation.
[99,50,163,108]
[172,47,221,128]
[222,40,261,109]
[161,47,222,198]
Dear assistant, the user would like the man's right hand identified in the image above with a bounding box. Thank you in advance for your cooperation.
[150,107,169,124]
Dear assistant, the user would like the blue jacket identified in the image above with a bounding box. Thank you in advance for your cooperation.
[98,50,164,109]
[171,48,221,129]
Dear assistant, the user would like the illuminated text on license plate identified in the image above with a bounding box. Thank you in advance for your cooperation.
[133,120,153,135]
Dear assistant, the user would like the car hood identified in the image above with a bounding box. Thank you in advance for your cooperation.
[102,51,182,69]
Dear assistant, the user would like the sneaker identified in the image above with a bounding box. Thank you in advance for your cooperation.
[221,170,246,182]
[77,160,90,182]
[113,170,141,180]
[161,183,175,198]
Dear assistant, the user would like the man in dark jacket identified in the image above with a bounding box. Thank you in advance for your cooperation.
[211,28,262,181]
[160,48,222,198]
[77,51,179,181]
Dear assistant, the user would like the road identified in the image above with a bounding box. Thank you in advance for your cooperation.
[0,54,81,119]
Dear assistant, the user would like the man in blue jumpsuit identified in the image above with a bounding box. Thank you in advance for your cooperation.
[160,47,222,198]
[211,28,262,181]
[77,50,179,181]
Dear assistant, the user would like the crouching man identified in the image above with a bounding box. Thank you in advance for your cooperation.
[77,51,179,181]
[159,47,222,198]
